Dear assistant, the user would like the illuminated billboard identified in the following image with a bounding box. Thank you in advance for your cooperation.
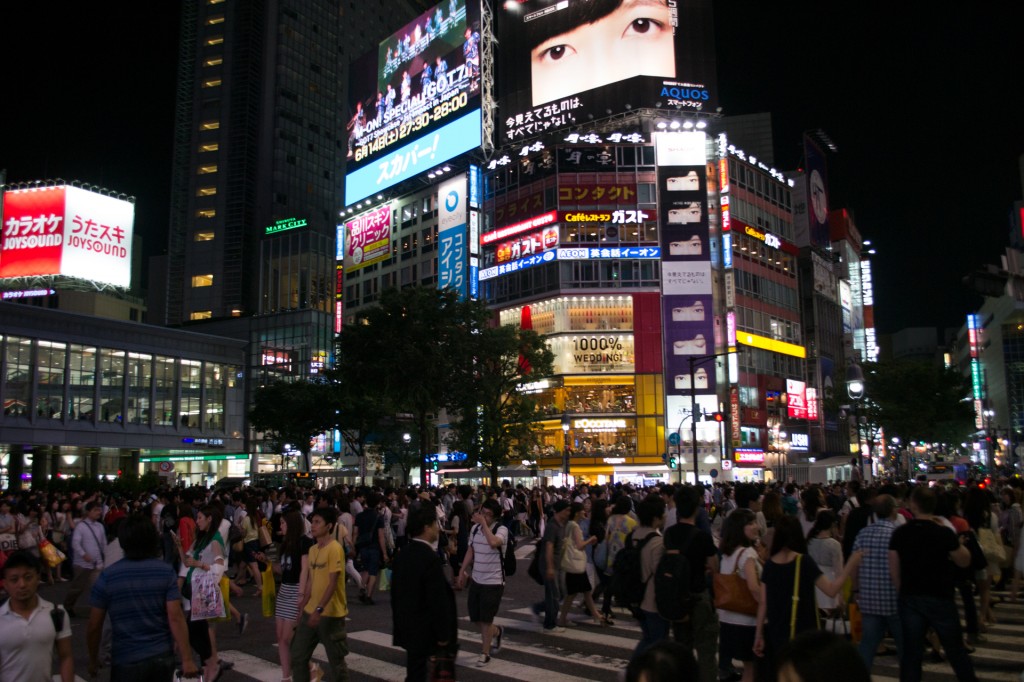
[342,205,392,272]
[496,0,717,143]
[344,0,483,206]
[1,186,134,288]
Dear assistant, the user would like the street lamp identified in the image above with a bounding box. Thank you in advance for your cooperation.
[561,415,571,480]
[846,362,866,480]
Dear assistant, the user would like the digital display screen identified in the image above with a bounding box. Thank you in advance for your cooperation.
[496,0,717,144]
[344,0,482,205]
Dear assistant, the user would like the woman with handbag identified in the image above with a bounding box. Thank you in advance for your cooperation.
[715,509,761,682]
[753,515,849,677]
[174,504,228,682]
[556,503,608,627]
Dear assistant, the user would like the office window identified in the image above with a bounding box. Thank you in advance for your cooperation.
[199,120,220,131]
[199,142,219,152]
[202,79,222,88]
[68,344,96,422]
[180,360,202,428]
[99,348,125,423]
[190,311,212,320]
[127,352,152,426]
[194,231,215,241]
[196,187,217,197]
[36,341,66,420]
[205,36,224,46]
[204,56,223,67]
[191,274,214,287]
[154,356,177,426]
[198,165,218,175]
[195,208,216,218]
[206,14,225,25]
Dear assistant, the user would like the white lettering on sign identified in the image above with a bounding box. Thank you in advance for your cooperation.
[790,433,809,449]
[574,418,627,430]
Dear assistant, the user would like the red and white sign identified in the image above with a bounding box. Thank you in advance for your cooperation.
[1,186,134,287]
[805,387,818,421]
[734,449,765,465]
[494,227,558,264]
[481,211,556,246]
[343,205,391,272]
[787,379,807,419]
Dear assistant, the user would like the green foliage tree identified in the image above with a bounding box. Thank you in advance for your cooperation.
[862,359,976,470]
[249,379,338,471]
[444,323,554,487]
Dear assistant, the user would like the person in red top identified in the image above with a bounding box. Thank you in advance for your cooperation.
[177,502,197,553]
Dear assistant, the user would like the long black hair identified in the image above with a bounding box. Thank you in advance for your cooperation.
[192,505,224,556]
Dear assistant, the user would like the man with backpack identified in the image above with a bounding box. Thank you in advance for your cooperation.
[662,485,719,682]
[628,494,667,660]
[456,499,509,667]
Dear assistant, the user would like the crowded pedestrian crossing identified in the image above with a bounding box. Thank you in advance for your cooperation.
[206,591,1024,682]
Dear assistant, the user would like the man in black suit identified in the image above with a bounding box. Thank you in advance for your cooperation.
[391,503,457,681]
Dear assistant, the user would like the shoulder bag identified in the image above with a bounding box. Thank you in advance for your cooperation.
[560,521,587,574]
[713,548,758,616]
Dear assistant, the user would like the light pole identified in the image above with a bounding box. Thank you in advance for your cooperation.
[846,362,866,480]
[561,415,571,482]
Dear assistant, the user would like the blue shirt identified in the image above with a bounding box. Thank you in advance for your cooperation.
[852,519,898,615]
[90,558,181,664]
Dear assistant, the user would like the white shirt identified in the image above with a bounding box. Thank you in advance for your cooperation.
[468,523,508,586]
[0,597,71,682]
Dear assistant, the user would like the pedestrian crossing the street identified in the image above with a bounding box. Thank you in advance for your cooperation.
[214,593,1024,682]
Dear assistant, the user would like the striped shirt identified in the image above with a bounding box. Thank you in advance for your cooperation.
[468,523,507,586]
[852,519,898,615]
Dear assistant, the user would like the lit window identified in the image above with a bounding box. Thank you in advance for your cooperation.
[205,36,224,46]
[195,209,216,218]
[198,165,218,174]
[202,79,222,88]
[207,0,225,4]
[194,231,216,241]
[191,274,214,287]
[196,187,217,197]
[200,120,220,131]
[199,142,219,152]
[204,56,223,67]
[207,15,225,25]
[190,311,213,320]
[231,309,242,317]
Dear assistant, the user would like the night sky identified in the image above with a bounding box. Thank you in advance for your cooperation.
[3,2,1023,333]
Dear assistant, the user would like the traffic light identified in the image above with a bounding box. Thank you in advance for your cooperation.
[662,452,668,465]
[432,460,439,472]
[706,412,724,422]
[668,456,677,469]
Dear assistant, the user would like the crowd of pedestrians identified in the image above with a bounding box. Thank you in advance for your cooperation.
[0,475,1021,681]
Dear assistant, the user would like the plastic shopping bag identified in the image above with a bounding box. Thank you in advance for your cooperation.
[262,563,276,617]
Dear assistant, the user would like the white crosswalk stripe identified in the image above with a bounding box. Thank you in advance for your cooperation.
[214,591,1024,681]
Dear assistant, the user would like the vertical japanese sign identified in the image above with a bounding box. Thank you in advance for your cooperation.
[657,132,715,399]
[438,174,468,299]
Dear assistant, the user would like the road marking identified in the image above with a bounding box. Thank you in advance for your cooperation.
[220,645,407,681]
[456,627,628,671]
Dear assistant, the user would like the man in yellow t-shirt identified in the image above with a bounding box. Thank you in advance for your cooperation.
[292,507,349,681]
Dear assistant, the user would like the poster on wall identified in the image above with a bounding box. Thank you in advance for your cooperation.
[496,0,718,143]
[656,132,714,399]
[342,205,392,272]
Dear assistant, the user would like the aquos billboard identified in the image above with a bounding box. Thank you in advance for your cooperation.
[1,186,135,288]
[344,0,483,206]
[496,0,717,144]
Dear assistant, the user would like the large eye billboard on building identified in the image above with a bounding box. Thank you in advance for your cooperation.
[1,185,134,288]
[344,0,483,206]
[496,0,717,144]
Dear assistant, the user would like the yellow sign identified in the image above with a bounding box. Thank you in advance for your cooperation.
[736,332,806,359]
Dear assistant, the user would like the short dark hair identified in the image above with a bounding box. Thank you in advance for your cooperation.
[911,485,937,515]
[637,494,666,527]
[120,513,162,560]
[778,630,870,682]
[769,514,808,555]
[720,508,756,556]
[480,498,501,518]
[674,485,702,519]
[311,506,338,530]
[625,640,698,682]
[2,550,42,577]
[407,504,437,538]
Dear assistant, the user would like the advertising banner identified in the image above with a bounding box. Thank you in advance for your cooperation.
[1,185,134,288]
[496,0,718,143]
[802,134,831,248]
[438,175,468,298]
[344,0,482,205]
[556,183,639,205]
[343,205,392,271]
[657,132,715,399]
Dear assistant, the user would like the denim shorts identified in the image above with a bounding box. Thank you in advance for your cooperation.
[358,546,382,576]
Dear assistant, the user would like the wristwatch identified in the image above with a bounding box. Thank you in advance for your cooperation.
[315,606,325,614]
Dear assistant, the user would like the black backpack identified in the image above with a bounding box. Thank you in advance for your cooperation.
[654,527,697,622]
[609,530,656,617]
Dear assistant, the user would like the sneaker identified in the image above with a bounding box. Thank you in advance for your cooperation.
[475,654,491,667]
[493,626,503,653]
[238,613,249,635]
[543,626,566,634]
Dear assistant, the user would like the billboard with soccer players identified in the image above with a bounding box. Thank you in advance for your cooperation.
[344,0,483,206]
[496,0,717,145]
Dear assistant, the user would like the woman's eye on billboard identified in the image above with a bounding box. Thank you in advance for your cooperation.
[529,0,675,106]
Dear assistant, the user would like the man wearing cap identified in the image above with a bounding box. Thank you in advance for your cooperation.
[531,499,571,632]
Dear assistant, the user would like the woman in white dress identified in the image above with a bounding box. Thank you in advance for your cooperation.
[806,510,843,616]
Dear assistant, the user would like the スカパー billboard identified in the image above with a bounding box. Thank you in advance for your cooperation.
[344,0,483,206]
[1,186,134,288]
[343,205,392,272]
[496,0,718,144]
